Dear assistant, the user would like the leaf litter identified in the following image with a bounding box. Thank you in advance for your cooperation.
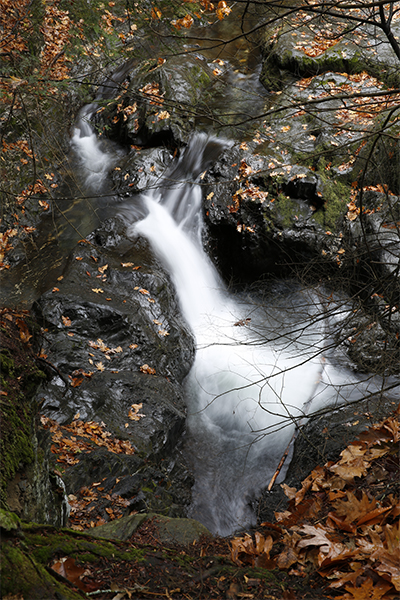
[231,407,400,599]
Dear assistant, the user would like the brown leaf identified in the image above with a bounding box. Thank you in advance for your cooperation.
[231,533,256,565]
[297,524,353,568]
[281,483,297,500]
[276,546,299,570]
[16,318,32,344]
[326,512,356,534]
[332,491,377,524]
[61,315,72,327]
[140,364,156,375]
[329,444,369,482]
[343,579,392,599]
[128,403,145,421]
[51,557,86,590]
[254,531,273,557]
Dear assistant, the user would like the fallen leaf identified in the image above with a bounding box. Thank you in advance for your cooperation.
[140,364,156,375]
[343,579,392,599]
[128,403,145,421]
[51,557,86,591]
[16,318,32,343]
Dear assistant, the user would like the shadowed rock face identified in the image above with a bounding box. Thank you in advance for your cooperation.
[32,217,196,518]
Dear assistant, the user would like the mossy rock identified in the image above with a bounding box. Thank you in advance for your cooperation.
[0,513,146,599]
[261,19,400,88]
[1,542,83,600]
[91,512,212,545]
[0,508,21,532]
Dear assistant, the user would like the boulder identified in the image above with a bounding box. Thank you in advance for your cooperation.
[90,512,212,544]
[261,18,400,89]
[32,217,195,518]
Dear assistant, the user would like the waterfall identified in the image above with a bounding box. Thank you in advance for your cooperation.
[71,120,376,536]
[127,134,330,535]
[71,104,120,191]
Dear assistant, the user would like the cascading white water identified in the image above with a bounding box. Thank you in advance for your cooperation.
[71,104,123,191]
[128,134,336,535]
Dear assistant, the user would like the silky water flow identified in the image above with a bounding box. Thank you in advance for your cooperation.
[72,124,380,536]
[126,134,345,536]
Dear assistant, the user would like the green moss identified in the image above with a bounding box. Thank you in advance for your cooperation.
[24,526,145,564]
[0,508,21,531]
[273,194,300,228]
[0,343,47,509]
[248,568,280,582]
[1,543,83,600]
[313,161,350,230]
[259,57,283,91]
[174,553,196,567]
[0,350,15,377]
[0,400,35,508]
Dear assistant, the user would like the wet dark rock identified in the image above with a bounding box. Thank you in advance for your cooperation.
[0,314,68,527]
[93,54,214,149]
[112,147,173,196]
[61,445,193,518]
[345,192,400,296]
[33,219,194,388]
[32,217,195,518]
[202,145,342,282]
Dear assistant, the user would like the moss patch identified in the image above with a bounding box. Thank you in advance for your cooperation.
[313,163,350,230]
[0,311,46,509]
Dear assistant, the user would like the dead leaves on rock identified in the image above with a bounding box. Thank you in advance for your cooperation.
[231,409,400,599]
[0,309,33,344]
[140,363,156,375]
[128,403,145,421]
[41,415,136,467]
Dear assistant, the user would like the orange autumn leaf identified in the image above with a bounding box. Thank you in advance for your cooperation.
[343,579,393,599]
[16,318,32,344]
[216,0,231,19]
[51,557,85,589]
[140,364,156,375]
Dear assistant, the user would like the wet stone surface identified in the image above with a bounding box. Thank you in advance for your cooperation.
[33,217,196,518]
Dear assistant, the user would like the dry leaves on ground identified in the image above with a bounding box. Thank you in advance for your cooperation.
[231,408,400,599]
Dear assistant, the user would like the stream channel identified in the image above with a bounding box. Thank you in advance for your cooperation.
[2,12,392,536]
